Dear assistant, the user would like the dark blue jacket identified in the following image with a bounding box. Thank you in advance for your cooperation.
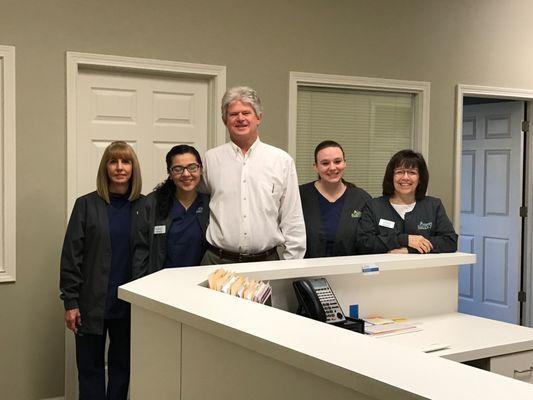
[60,191,144,335]
[300,182,371,258]
[133,192,210,277]
[357,195,458,254]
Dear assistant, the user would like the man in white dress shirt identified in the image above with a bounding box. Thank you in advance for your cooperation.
[201,86,306,264]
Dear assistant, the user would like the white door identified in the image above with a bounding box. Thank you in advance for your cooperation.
[77,67,208,194]
[66,67,210,400]
[459,101,524,324]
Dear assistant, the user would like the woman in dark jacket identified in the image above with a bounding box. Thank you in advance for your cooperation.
[60,141,143,400]
[134,145,209,276]
[300,140,371,258]
[358,149,457,254]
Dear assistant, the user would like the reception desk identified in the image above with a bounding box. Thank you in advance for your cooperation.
[119,253,533,399]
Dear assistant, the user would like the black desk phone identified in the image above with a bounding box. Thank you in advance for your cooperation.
[293,277,346,324]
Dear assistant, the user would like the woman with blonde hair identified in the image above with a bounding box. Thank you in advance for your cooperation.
[60,141,143,400]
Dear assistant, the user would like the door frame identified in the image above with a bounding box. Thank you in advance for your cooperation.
[454,84,533,326]
[64,52,226,399]
[66,51,226,212]
[0,45,16,283]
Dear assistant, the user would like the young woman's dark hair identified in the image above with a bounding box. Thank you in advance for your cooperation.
[382,149,429,201]
[155,144,203,219]
[313,140,355,187]
[314,140,345,163]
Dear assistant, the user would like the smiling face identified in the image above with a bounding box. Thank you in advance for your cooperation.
[169,152,202,193]
[224,100,261,145]
[392,164,420,198]
[106,158,133,192]
[314,146,346,184]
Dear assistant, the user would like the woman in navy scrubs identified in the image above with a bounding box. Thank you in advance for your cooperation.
[60,141,143,400]
[357,149,457,254]
[134,145,209,275]
[299,140,371,258]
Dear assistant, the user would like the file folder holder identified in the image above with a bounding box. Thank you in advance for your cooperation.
[337,317,365,334]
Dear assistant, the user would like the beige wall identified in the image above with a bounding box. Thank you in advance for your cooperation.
[1,0,533,398]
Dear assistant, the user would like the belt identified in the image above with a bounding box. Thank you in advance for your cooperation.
[207,242,277,262]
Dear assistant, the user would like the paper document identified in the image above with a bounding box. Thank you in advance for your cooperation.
[364,316,421,337]
[207,268,272,305]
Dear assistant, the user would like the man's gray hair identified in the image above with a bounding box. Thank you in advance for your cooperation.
[221,86,263,121]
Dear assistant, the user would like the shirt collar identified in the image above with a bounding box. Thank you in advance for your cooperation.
[229,137,261,157]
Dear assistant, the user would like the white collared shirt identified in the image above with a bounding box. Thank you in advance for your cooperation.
[203,139,306,259]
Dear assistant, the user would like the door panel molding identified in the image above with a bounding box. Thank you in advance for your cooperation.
[486,115,511,139]
[483,149,510,216]
[482,236,509,305]
[461,150,476,214]
[458,234,475,298]
[66,51,226,213]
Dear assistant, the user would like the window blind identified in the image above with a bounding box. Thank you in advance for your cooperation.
[296,86,414,196]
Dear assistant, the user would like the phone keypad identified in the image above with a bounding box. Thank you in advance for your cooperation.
[312,281,345,324]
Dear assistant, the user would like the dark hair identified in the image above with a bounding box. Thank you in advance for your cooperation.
[314,140,345,163]
[155,145,203,219]
[313,140,355,187]
[382,149,429,201]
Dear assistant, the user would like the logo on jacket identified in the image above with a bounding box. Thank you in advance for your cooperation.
[417,221,432,230]
[351,210,362,218]
[196,207,203,214]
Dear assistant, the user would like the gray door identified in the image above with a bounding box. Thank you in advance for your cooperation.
[459,101,524,324]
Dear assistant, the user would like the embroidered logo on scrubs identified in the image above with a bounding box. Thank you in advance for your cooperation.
[351,210,362,218]
[196,207,203,214]
[417,221,432,230]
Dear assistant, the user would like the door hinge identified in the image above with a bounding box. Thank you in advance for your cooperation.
[520,206,528,218]
[518,291,527,303]
[522,120,530,133]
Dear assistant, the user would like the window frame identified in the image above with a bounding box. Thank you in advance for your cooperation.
[0,45,16,283]
[288,71,430,168]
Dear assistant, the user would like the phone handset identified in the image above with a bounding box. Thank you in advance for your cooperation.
[293,278,346,324]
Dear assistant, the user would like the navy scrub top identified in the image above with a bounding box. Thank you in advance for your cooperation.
[317,188,347,257]
[163,196,204,268]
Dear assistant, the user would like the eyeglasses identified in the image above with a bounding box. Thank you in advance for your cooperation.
[170,163,201,175]
[394,168,419,177]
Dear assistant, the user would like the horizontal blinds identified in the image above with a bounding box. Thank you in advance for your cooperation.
[296,86,414,196]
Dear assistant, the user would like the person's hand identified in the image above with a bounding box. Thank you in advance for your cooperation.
[408,235,433,254]
[389,247,408,254]
[64,308,82,334]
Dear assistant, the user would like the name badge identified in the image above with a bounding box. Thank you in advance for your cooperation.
[379,218,395,229]
[154,225,166,235]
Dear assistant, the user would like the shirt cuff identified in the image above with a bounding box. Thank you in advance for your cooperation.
[64,299,79,310]
[398,233,409,247]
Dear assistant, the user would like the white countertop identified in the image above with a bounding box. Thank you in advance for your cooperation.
[120,252,533,399]
[378,312,533,362]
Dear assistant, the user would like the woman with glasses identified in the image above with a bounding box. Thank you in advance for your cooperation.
[357,149,457,254]
[299,140,370,258]
[134,145,209,276]
[60,141,143,400]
